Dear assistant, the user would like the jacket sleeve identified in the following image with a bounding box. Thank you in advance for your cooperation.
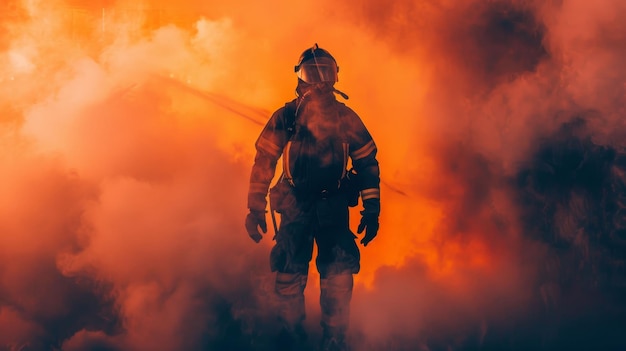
[247,107,289,211]
[346,109,380,211]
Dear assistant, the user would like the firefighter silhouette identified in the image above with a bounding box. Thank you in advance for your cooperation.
[245,44,380,351]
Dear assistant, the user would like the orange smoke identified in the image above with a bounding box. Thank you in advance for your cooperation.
[1,0,626,349]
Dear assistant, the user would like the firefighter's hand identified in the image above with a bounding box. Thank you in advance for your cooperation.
[245,210,267,243]
[357,212,379,246]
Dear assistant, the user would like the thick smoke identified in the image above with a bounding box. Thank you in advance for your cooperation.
[340,0,626,350]
[1,1,274,349]
[1,0,625,350]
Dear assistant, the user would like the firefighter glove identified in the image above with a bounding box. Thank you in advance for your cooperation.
[358,212,379,246]
[245,210,267,243]
[358,198,379,246]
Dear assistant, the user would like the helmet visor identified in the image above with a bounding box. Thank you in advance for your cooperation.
[296,56,338,84]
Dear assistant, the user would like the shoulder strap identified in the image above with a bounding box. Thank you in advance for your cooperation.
[283,100,297,139]
[281,100,297,186]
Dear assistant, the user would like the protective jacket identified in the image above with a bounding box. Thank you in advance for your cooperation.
[248,90,380,213]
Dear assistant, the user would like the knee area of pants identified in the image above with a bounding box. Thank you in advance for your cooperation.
[320,273,353,292]
[275,272,307,296]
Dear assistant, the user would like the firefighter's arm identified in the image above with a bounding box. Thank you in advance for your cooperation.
[350,133,381,246]
[246,109,288,242]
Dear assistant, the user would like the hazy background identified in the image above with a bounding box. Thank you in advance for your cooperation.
[1,0,625,350]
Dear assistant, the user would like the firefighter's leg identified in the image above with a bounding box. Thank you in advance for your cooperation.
[273,273,308,349]
[315,197,360,350]
[275,271,308,329]
[271,231,313,331]
[319,273,353,350]
[270,203,315,347]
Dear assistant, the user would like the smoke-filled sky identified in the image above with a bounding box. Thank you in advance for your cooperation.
[1,0,625,350]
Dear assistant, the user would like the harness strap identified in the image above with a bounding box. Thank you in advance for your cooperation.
[283,141,295,187]
[341,143,349,180]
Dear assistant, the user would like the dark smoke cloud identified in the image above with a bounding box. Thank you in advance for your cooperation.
[337,0,626,349]
[0,154,118,349]
[1,0,626,350]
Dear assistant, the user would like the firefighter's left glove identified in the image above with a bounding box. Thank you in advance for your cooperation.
[358,213,379,246]
[358,198,380,247]
[245,210,267,243]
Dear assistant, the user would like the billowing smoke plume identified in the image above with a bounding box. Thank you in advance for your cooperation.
[1,0,625,350]
[340,0,626,349]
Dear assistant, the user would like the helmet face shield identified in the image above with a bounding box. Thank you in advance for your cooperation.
[296,56,338,83]
[294,44,339,84]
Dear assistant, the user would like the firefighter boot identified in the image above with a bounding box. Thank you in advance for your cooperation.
[320,325,348,351]
[274,272,308,350]
[320,273,353,351]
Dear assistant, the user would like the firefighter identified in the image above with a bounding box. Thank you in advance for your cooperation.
[245,43,380,351]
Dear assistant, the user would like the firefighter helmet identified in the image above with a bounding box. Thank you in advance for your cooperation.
[294,43,339,84]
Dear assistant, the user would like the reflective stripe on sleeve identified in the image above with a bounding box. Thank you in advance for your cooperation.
[350,140,376,160]
[257,136,282,157]
[361,188,380,200]
[249,182,268,194]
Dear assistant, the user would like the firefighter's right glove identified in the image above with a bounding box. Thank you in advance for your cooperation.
[358,198,380,247]
[245,210,267,243]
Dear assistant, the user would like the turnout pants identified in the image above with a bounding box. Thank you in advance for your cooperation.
[270,188,360,333]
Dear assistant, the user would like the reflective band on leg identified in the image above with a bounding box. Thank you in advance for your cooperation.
[275,272,307,296]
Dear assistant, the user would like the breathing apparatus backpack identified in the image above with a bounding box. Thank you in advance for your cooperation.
[269,99,360,213]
